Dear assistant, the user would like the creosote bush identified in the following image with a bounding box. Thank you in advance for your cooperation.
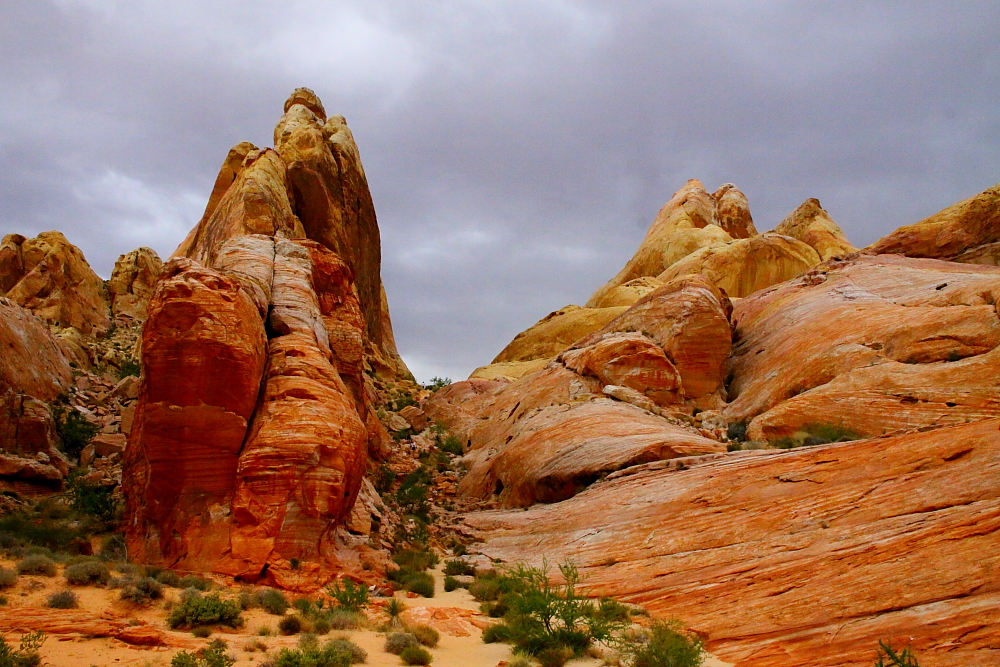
[278,615,303,636]
[52,404,99,459]
[117,576,164,604]
[254,588,290,615]
[384,632,420,655]
[0,630,45,667]
[64,560,110,586]
[0,568,18,588]
[46,590,79,609]
[167,592,243,630]
[399,645,433,665]
[409,624,439,648]
[170,638,235,667]
[16,555,56,577]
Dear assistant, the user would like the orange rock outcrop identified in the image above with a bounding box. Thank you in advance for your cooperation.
[107,247,163,322]
[0,231,110,334]
[773,198,856,260]
[463,420,1000,667]
[125,89,406,588]
[865,181,1000,263]
[725,254,1000,440]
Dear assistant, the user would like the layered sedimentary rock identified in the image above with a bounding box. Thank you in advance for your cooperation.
[773,198,856,261]
[725,254,1000,441]
[865,182,1000,263]
[430,275,732,508]
[463,421,1000,667]
[587,180,747,308]
[107,247,164,321]
[126,90,403,587]
[656,233,821,298]
[0,299,74,401]
[0,231,109,334]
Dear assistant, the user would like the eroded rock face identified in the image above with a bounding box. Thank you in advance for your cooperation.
[0,299,73,401]
[0,232,110,334]
[126,91,399,588]
[587,180,745,308]
[656,233,821,298]
[490,305,628,365]
[773,198,856,261]
[865,182,1000,263]
[463,421,1000,667]
[725,254,1000,440]
[108,247,164,322]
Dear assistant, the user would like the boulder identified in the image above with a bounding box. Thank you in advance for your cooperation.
[0,231,110,334]
[713,183,757,239]
[586,180,738,308]
[107,247,163,321]
[865,181,1000,263]
[0,390,70,490]
[490,305,628,365]
[398,405,427,432]
[0,298,73,401]
[656,233,821,298]
[464,420,1000,667]
[725,254,1000,440]
[773,198,856,260]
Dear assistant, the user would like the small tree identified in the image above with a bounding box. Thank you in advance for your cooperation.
[325,578,369,612]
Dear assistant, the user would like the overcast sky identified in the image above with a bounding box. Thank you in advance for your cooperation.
[2,1,999,382]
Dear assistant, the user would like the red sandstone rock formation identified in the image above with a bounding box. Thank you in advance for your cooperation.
[0,231,110,334]
[725,254,1000,440]
[865,181,1000,263]
[462,420,1000,667]
[125,89,402,588]
[107,247,163,322]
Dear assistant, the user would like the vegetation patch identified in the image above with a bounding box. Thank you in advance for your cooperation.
[167,592,243,630]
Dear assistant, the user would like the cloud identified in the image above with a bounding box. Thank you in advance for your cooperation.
[2,0,999,382]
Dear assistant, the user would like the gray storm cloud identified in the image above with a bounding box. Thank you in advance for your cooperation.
[2,0,998,381]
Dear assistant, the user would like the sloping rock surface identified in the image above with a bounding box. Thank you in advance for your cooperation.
[463,420,1000,667]
[725,254,1000,440]
[490,305,628,365]
[0,298,73,401]
[773,198,856,261]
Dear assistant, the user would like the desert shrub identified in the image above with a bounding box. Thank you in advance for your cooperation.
[179,575,211,591]
[874,641,920,667]
[327,610,363,630]
[312,617,332,635]
[443,559,475,577]
[617,619,705,667]
[325,638,367,664]
[373,463,396,494]
[0,568,18,588]
[405,572,435,598]
[326,578,369,612]
[98,534,128,561]
[385,632,420,655]
[394,467,432,522]
[409,624,439,648]
[279,615,303,635]
[438,435,464,456]
[508,657,531,667]
[170,639,235,667]
[537,648,571,667]
[119,359,141,379]
[46,590,78,609]
[156,569,182,587]
[191,626,212,638]
[118,577,163,604]
[16,555,56,577]
[423,377,452,392]
[52,404,98,458]
[393,548,437,572]
[399,645,433,665]
[64,560,110,586]
[595,597,632,624]
[255,588,290,615]
[482,623,514,643]
[167,592,243,630]
[256,626,274,637]
[773,423,860,449]
[726,421,748,442]
[65,473,117,526]
[443,576,459,593]
[0,630,45,667]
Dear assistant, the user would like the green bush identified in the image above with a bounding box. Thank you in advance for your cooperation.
[65,473,117,526]
[170,639,235,667]
[255,588,289,615]
[65,560,110,586]
[52,405,99,458]
[0,568,18,588]
[405,572,435,598]
[0,630,44,667]
[179,575,212,591]
[327,610,364,630]
[423,377,452,392]
[46,590,78,609]
[167,592,243,630]
[409,624,439,648]
[326,578,369,612]
[393,548,437,572]
[279,615,303,635]
[384,632,419,655]
[156,569,182,587]
[17,555,56,577]
[482,623,513,644]
[443,559,475,577]
[874,641,920,667]
[394,467,433,522]
[118,577,163,604]
[726,421,747,442]
[191,626,212,638]
[400,645,433,665]
[621,619,705,667]
[325,638,367,664]
[438,435,464,456]
[119,359,141,379]
[773,423,861,449]
[443,576,459,592]
[268,637,365,667]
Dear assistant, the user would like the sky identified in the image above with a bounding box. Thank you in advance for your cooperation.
[2,1,999,383]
